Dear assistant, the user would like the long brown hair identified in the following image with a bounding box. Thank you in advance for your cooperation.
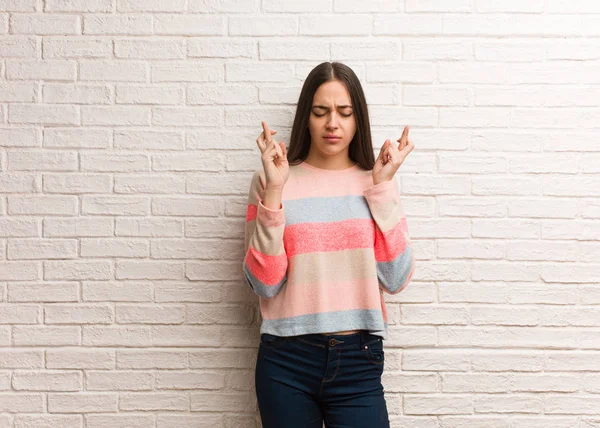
[287,62,375,170]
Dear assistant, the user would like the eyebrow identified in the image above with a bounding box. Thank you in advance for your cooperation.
[312,105,353,109]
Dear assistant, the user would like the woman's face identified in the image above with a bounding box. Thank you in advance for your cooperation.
[307,80,357,161]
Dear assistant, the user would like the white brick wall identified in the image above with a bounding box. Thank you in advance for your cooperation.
[0,0,599,426]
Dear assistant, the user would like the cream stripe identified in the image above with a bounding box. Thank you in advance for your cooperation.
[288,248,377,285]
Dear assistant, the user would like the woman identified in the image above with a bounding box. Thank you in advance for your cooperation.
[243,62,415,427]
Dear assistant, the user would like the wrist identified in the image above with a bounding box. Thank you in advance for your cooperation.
[372,178,392,186]
[264,185,284,192]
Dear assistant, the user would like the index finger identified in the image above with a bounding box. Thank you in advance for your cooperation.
[397,125,409,146]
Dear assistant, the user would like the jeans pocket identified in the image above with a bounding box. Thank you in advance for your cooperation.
[260,333,288,349]
[365,339,385,365]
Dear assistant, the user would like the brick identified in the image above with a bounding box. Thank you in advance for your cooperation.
[114,39,185,59]
[44,260,112,280]
[46,349,115,369]
[116,261,184,280]
[48,393,118,413]
[230,15,297,36]
[43,38,112,59]
[44,218,113,238]
[8,282,78,302]
[86,371,153,391]
[8,196,78,215]
[0,128,39,147]
[404,85,470,106]
[81,106,150,126]
[13,326,80,346]
[117,350,188,369]
[82,196,149,215]
[81,153,148,172]
[14,415,82,428]
[152,62,223,83]
[83,326,151,346]
[84,15,152,35]
[0,0,36,12]
[79,60,147,82]
[404,394,473,415]
[86,415,154,428]
[8,150,77,171]
[10,14,80,35]
[153,153,221,172]
[9,104,79,125]
[332,40,400,60]
[119,392,188,411]
[43,173,111,193]
[156,371,225,390]
[0,262,39,281]
[117,0,186,12]
[0,394,44,412]
[187,85,257,105]
[154,14,224,36]
[190,392,255,412]
[116,218,183,237]
[116,304,185,324]
[45,304,113,324]
[13,371,81,391]
[0,173,38,192]
[155,282,220,303]
[367,62,436,83]
[83,281,153,302]
[45,0,113,12]
[476,0,544,12]
[190,0,258,12]
[43,84,112,104]
[188,38,255,58]
[437,240,505,259]
[116,85,183,105]
[0,37,37,58]
[114,130,184,150]
[44,129,110,149]
[8,239,77,260]
[374,15,442,35]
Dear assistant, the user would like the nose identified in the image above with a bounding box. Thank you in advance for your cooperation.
[326,112,339,129]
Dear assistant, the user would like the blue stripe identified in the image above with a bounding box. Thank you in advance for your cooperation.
[243,263,287,299]
[284,195,373,226]
[377,245,413,293]
[260,308,388,339]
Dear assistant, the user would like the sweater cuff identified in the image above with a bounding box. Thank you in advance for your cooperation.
[257,199,285,227]
[364,179,400,201]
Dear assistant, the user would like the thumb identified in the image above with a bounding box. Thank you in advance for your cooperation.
[279,141,287,157]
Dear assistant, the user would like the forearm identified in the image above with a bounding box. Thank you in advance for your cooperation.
[262,186,283,210]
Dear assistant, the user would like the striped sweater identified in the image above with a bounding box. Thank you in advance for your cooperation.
[243,161,415,340]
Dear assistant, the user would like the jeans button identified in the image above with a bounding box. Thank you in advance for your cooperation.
[329,339,336,347]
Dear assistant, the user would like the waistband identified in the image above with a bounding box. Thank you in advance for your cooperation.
[268,330,382,349]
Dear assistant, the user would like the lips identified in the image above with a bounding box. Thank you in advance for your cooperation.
[324,136,341,142]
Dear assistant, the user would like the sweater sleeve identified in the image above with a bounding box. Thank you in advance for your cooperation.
[242,170,288,299]
[364,178,415,295]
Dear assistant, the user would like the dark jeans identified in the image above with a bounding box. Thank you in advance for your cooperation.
[255,330,390,428]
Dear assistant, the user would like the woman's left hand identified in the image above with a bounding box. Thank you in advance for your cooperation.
[372,126,415,185]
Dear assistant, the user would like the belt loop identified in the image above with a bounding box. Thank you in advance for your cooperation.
[360,330,367,349]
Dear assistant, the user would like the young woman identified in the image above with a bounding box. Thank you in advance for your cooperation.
[243,61,415,428]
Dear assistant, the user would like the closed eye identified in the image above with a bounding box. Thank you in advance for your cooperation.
[313,112,353,118]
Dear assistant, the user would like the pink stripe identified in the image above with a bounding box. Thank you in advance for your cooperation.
[260,277,384,320]
[284,218,375,256]
[283,172,373,200]
[374,218,409,262]
[246,204,257,222]
[245,246,287,285]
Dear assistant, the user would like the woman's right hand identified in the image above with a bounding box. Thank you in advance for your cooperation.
[256,121,289,190]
